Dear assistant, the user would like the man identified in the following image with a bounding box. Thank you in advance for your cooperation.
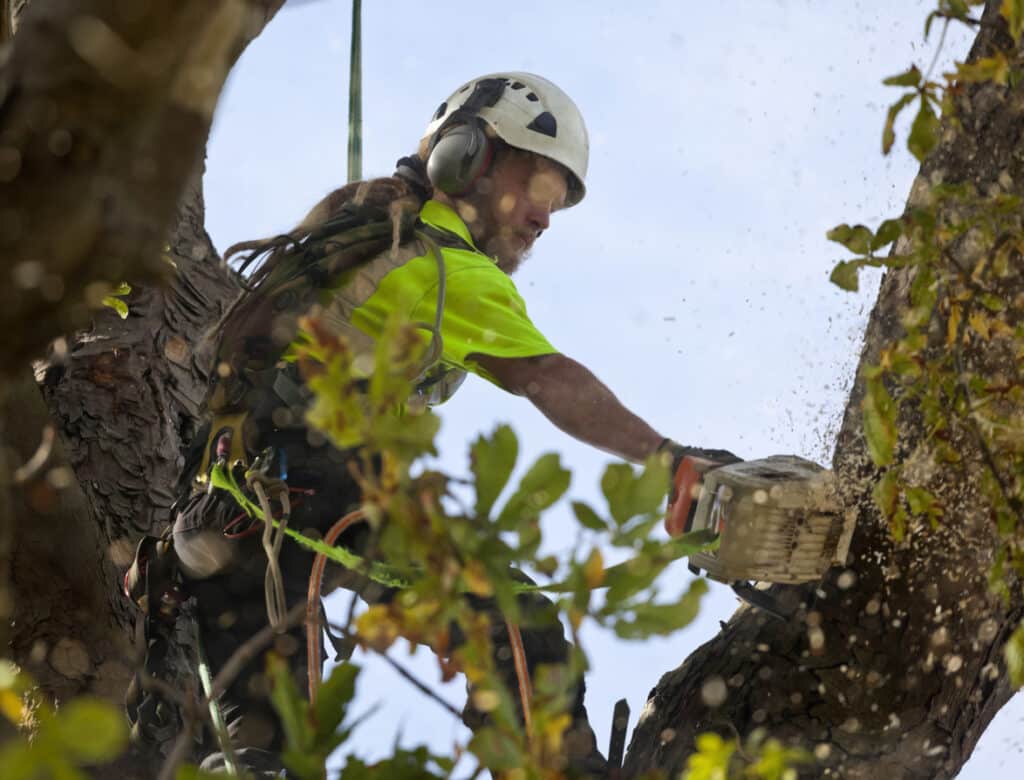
[160,72,732,778]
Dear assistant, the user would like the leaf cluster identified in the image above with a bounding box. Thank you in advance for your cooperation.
[829,6,1024,588]
[279,312,718,775]
[682,731,811,780]
[0,663,127,780]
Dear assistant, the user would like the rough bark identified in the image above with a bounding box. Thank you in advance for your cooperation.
[1,0,280,775]
[623,5,1024,779]
[0,0,276,371]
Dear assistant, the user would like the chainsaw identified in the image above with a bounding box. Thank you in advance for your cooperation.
[666,455,855,618]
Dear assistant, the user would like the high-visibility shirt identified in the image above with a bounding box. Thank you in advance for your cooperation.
[316,199,556,404]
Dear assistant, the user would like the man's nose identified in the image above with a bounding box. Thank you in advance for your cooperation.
[527,202,551,233]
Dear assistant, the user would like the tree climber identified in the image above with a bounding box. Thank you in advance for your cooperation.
[134,72,736,778]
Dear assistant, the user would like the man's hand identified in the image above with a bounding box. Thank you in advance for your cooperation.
[658,440,742,536]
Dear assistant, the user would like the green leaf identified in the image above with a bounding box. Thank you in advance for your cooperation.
[338,746,452,779]
[905,486,937,517]
[468,726,527,772]
[1003,0,1024,42]
[683,732,737,780]
[612,580,708,639]
[826,224,874,255]
[883,65,922,87]
[495,453,571,529]
[1005,621,1024,688]
[312,662,358,746]
[101,296,129,319]
[829,260,861,292]
[750,738,812,780]
[980,293,1006,313]
[947,54,1010,85]
[871,218,904,251]
[883,92,917,154]
[52,698,128,764]
[634,456,670,515]
[267,653,314,755]
[572,500,608,531]
[0,742,52,780]
[907,98,940,162]
[872,468,901,521]
[863,377,897,466]
[601,463,636,526]
[470,425,518,518]
[666,528,720,557]
[600,458,669,526]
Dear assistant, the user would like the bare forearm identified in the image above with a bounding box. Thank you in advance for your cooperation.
[477,353,663,462]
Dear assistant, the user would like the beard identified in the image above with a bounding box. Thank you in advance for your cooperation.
[485,231,533,275]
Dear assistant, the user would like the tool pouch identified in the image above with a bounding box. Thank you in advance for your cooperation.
[172,487,246,580]
[172,416,262,581]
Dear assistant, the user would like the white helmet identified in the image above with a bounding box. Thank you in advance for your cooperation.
[421,72,589,207]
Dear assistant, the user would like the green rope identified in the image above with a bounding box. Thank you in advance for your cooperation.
[346,0,362,183]
[195,624,241,775]
[209,461,715,596]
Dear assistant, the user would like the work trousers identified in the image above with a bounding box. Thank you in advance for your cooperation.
[174,456,606,777]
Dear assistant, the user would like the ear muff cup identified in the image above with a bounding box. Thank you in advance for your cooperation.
[426,121,494,196]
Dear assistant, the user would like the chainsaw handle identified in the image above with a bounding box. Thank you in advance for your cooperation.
[665,456,712,537]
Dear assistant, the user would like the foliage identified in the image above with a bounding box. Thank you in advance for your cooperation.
[281,310,717,776]
[0,662,128,779]
[682,731,810,780]
[1006,620,1024,688]
[100,282,132,319]
[829,2,1024,572]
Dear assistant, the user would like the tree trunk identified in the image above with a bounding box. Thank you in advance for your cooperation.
[5,1,1024,778]
[0,0,280,372]
[1,0,280,775]
[623,5,1024,778]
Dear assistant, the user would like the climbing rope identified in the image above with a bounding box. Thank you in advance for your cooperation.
[306,508,366,703]
[299,508,535,736]
[249,476,290,633]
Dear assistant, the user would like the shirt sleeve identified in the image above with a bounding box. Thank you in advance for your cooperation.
[410,266,557,385]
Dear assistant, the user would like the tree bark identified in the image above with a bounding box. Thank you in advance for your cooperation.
[0,0,279,372]
[1,0,281,775]
[623,4,1024,778]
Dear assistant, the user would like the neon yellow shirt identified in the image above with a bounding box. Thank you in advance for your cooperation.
[345,200,557,393]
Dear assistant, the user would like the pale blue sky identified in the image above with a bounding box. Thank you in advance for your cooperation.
[203,1,1022,775]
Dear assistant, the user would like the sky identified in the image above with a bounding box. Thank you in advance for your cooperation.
[202,1,1023,776]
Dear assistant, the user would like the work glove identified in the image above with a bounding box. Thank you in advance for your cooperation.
[657,439,742,536]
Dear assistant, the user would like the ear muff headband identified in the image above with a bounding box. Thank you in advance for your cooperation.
[426,78,506,196]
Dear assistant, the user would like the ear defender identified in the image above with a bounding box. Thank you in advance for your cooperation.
[426,121,493,196]
[425,78,507,196]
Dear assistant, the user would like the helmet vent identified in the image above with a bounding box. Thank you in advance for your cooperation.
[526,92,539,102]
[510,81,525,90]
[432,102,447,120]
[526,111,557,138]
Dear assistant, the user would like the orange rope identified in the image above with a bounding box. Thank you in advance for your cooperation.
[306,509,365,703]
[505,619,534,740]
[304,507,534,742]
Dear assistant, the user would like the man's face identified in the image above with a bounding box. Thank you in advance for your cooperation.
[458,151,569,273]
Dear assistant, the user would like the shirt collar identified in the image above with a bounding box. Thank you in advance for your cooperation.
[419,199,480,252]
